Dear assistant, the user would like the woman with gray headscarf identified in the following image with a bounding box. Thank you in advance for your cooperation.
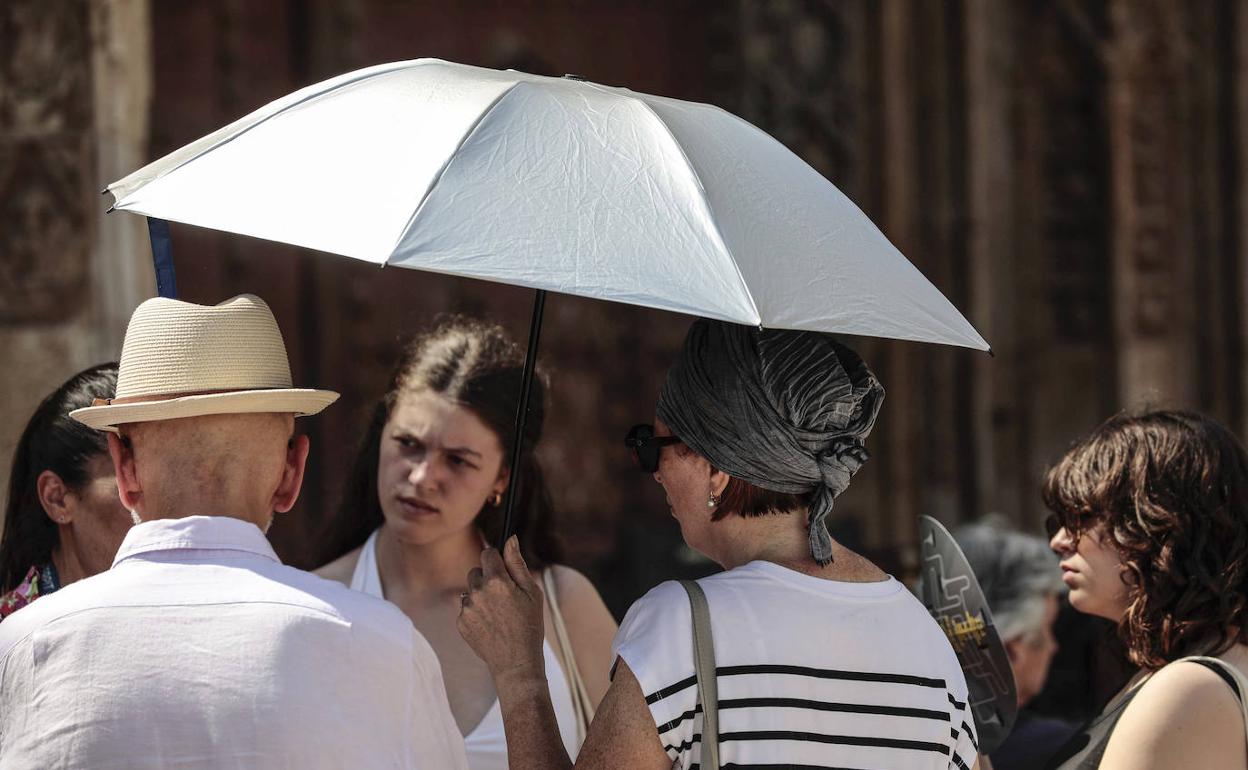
[457,319,980,770]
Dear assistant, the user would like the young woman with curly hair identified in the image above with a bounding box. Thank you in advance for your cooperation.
[1043,410,1248,769]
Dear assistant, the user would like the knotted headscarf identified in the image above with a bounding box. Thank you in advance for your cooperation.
[657,319,884,565]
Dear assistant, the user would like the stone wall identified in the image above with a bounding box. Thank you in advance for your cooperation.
[0,0,153,507]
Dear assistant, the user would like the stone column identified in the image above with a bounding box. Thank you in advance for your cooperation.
[1105,0,1198,408]
[0,0,152,518]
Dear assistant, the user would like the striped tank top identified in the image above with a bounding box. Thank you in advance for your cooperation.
[612,560,978,769]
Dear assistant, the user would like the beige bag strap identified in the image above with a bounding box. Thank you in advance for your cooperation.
[543,568,595,744]
[1176,655,1248,745]
[679,579,720,770]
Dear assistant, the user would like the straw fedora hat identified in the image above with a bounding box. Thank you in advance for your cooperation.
[71,294,338,431]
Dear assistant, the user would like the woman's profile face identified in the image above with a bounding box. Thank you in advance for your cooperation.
[652,417,715,552]
[376,390,507,547]
[64,454,134,577]
[1050,520,1131,622]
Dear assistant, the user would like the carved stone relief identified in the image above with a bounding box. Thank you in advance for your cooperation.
[0,1,94,323]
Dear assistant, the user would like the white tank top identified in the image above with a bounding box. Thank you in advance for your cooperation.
[350,529,581,770]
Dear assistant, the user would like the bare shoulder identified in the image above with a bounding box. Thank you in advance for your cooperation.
[546,564,603,602]
[1100,659,1247,769]
[542,563,617,631]
[314,546,363,587]
[542,563,618,706]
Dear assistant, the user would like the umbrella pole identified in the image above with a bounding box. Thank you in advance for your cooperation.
[147,218,179,298]
[499,288,547,547]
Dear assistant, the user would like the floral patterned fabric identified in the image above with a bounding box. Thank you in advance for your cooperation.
[0,563,60,621]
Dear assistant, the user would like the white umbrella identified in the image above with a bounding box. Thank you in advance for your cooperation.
[107,58,990,539]
[109,58,988,351]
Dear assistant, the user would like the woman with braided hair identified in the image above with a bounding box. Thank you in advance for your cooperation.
[457,319,979,770]
[1044,411,1248,770]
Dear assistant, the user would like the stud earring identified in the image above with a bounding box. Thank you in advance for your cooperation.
[707,492,719,508]
[491,492,504,507]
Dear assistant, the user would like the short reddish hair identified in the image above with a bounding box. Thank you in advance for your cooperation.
[714,476,814,521]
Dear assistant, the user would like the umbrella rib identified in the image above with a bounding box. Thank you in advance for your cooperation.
[582,83,762,327]
[110,60,421,205]
[383,81,526,265]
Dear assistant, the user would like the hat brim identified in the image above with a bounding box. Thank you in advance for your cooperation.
[70,389,340,432]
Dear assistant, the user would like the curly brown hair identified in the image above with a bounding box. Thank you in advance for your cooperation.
[1042,410,1248,669]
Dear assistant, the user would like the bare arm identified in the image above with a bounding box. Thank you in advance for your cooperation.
[549,564,618,707]
[574,659,676,769]
[1099,662,1247,770]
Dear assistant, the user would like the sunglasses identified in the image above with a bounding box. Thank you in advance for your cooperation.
[624,423,683,473]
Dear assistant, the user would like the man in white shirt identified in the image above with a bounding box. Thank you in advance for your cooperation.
[0,294,469,770]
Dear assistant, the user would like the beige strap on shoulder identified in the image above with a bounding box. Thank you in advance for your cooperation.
[1175,655,1248,745]
[543,568,595,744]
[679,579,720,770]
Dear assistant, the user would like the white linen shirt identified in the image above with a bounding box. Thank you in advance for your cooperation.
[0,516,469,770]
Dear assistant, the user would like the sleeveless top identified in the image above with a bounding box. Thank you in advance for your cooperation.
[350,530,580,770]
[1047,659,1245,769]
[613,561,977,769]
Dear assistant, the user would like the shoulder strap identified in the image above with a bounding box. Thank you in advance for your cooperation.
[679,579,720,770]
[542,568,595,744]
[1175,655,1248,745]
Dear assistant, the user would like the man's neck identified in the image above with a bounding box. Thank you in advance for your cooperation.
[137,507,271,532]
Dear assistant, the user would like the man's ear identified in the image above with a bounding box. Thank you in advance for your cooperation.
[272,434,310,513]
[108,431,143,511]
[36,470,72,525]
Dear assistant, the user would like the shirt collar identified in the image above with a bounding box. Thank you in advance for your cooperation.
[113,515,280,567]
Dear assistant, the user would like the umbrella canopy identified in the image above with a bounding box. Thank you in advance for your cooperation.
[109,58,988,351]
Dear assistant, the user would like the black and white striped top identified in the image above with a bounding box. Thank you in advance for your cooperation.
[612,561,978,769]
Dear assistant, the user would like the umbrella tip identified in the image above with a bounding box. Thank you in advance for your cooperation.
[987,346,995,358]
[105,204,116,214]
[562,73,586,81]
[99,187,110,196]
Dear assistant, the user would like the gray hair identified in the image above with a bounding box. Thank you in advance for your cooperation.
[954,516,1065,642]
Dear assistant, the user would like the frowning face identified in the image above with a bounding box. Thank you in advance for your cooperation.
[376,390,507,546]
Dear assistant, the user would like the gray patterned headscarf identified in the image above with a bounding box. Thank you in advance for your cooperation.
[657,319,884,565]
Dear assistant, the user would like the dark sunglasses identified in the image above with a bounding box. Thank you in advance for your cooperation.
[624,423,683,473]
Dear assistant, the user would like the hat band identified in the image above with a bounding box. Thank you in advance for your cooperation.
[93,387,294,407]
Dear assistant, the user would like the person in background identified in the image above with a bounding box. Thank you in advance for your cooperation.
[456,318,980,770]
[1044,411,1248,770]
[956,517,1074,770]
[317,317,616,770]
[0,362,130,619]
[0,294,468,768]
